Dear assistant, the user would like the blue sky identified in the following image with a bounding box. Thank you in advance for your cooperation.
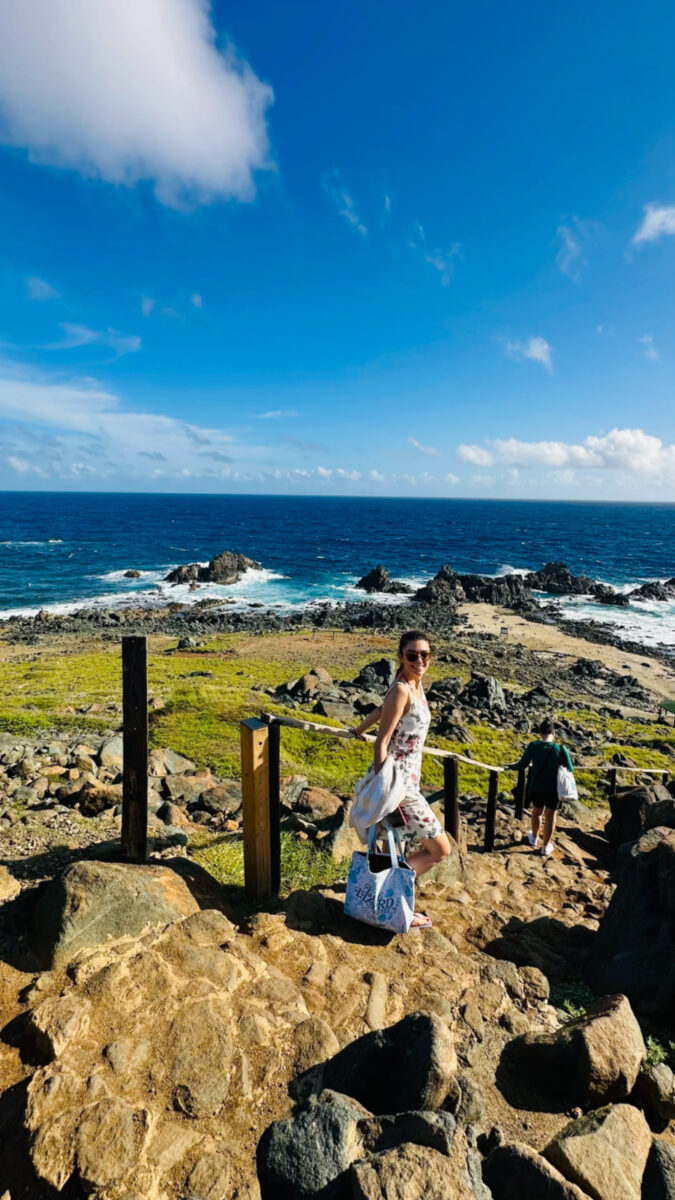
[0,0,674,498]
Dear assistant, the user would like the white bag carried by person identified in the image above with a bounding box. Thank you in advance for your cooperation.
[344,819,415,934]
[350,754,404,844]
[557,743,578,801]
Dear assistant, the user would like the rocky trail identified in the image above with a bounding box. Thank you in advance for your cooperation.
[0,623,673,1199]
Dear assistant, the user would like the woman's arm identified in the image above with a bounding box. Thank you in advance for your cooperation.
[505,742,535,772]
[372,683,409,773]
[351,704,382,738]
[562,746,574,773]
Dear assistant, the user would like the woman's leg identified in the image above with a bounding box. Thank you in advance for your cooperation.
[529,805,543,844]
[406,832,452,878]
[541,806,557,850]
[406,833,452,927]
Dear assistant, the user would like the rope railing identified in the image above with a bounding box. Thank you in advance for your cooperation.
[259,711,668,776]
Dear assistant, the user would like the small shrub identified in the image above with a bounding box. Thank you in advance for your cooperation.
[644,1035,675,1070]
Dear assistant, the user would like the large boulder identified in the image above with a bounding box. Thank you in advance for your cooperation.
[590,828,675,1022]
[256,1090,370,1200]
[605,784,659,847]
[544,1104,651,1200]
[98,735,124,770]
[512,994,645,1107]
[642,1141,675,1200]
[31,861,199,969]
[459,673,506,713]
[165,550,260,585]
[308,1012,457,1114]
[356,565,413,595]
[457,572,531,607]
[415,565,465,606]
[483,1141,594,1200]
[352,660,397,694]
[350,1139,477,1200]
[635,1064,675,1125]
[524,562,596,596]
[630,579,675,602]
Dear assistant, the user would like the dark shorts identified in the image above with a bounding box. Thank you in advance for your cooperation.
[530,790,560,813]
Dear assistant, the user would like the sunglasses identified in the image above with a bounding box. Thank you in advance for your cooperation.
[404,650,431,662]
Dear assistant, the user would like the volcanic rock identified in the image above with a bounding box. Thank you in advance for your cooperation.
[165,551,261,586]
[356,565,413,594]
[304,1012,457,1114]
[590,827,675,1021]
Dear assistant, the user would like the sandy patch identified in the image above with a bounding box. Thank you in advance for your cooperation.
[459,603,675,704]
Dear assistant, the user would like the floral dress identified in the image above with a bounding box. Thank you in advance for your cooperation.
[385,681,443,842]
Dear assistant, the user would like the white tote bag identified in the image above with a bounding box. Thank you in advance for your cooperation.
[344,820,415,934]
[557,744,578,801]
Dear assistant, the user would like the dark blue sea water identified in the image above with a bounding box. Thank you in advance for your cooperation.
[0,493,673,647]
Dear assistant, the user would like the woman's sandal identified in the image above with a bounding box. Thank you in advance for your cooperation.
[411,913,433,930]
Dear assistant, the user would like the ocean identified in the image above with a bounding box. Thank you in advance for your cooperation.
[0,493,673,649]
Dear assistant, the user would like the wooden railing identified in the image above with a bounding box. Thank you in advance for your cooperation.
[115,637,672,899]
[237,711,671,899]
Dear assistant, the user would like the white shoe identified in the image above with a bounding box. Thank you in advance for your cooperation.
[526,831,538,848]
[540,842,554,857]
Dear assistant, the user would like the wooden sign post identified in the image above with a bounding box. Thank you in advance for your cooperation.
[121,636,148,863]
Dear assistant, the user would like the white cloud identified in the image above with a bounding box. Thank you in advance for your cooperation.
[317,466,332,478]
[191,293,203,309]
[555,224,584,282]
[141,295,155,317]
[458,444,494,466]
[43,323,141,356]
[408,437,440,458]
[423,244,460,286]
[253,409,300,420]
[0,0,273,208]
[503,335,553,373]
[323,170,367,236]
[6,454,46,476]
[471,474,495,487]
[638,334,660,362]
[26,276,59,301]
[0,367,238,480]
[369,469,386,482]
[446,472,459,484]
[632,204,675,245]
[459,429,675,476]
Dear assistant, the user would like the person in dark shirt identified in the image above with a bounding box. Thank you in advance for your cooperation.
[506,717,573,858]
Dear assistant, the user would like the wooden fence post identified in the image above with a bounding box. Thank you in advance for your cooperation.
[241,718,277,900]
[484,769,499,852]
[121,635,148,863]
[268,721,281,896]
[662,770,669,788]
[608,767,618,799]
[444,756,460,844]
[514,769,525,821]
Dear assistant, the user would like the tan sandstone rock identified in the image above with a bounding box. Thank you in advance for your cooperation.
[544,1103,652,1200]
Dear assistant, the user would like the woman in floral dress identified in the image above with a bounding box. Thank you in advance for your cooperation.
[352,629,452,927]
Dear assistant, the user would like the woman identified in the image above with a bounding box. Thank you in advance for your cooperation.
[352,630,452,928]
[506,717,574,857]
